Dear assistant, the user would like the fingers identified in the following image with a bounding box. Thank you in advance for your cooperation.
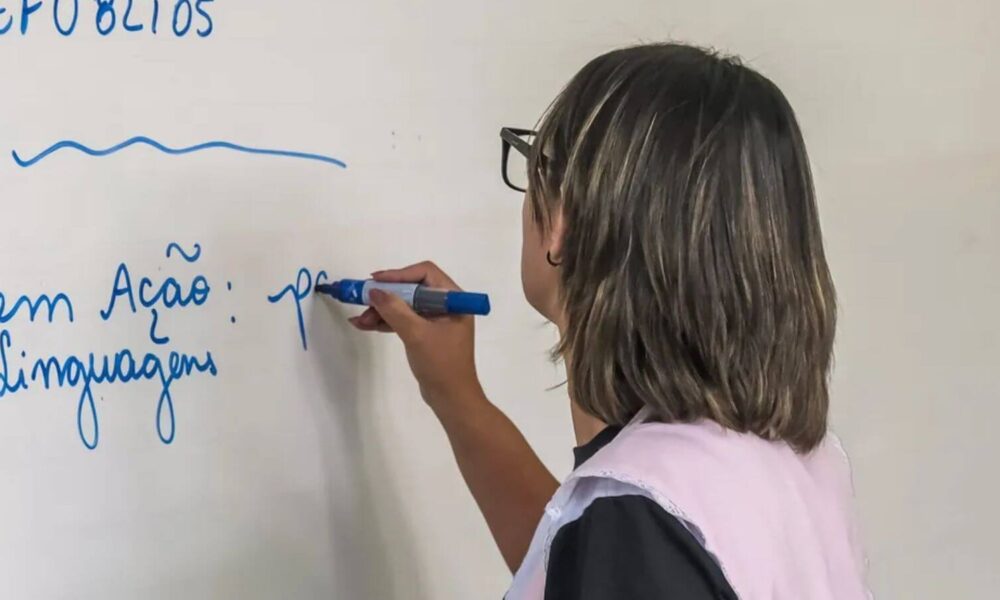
[371,261,459,290]
[349,308,394,332]
[367,288,424,341]
[349,316,394,333]
[350,307,455,334]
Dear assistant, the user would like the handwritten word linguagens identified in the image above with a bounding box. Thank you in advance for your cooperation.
[0,242,324,450]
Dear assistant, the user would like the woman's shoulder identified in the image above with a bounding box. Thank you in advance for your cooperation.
[561,419,868,600]
[545,491,737,600]
[574,418,851,494]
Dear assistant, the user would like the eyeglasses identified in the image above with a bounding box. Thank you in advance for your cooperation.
[500,127,537,193]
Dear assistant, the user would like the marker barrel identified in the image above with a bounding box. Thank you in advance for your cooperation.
[316,279,490,316]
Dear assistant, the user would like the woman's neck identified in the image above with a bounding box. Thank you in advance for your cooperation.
[570,399,608,446]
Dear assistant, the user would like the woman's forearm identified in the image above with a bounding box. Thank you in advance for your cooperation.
[432,387,559,573]
[348,263,559,571]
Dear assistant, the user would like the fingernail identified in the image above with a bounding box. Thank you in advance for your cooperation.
[368,289,385,304]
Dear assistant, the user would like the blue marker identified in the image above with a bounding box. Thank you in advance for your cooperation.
[315,279,491,316]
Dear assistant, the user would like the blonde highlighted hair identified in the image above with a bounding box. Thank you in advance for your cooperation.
[529,43,836,452]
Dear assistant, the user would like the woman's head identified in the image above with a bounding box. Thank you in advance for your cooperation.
[520,43,836,452]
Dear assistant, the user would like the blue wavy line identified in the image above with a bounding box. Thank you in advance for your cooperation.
[11,136,347,168]
[165,242,202,262]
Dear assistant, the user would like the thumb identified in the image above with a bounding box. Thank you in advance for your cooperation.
[369,288,423,341]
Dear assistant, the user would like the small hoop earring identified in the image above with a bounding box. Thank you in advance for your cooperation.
[546,251,562,267]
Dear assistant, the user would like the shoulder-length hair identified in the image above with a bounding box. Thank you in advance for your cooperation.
[529,43,836,452]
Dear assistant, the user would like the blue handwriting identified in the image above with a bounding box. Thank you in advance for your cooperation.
[13,136,347,169]
[100,242,211,345]
[0,329,217,449]
[0,0,215,37]
[165,241,202,262]
[268,267,327,351]
[0,289,74,324]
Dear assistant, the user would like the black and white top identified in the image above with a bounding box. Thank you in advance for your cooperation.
[542,426,738,599]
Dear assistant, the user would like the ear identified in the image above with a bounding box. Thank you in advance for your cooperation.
[547,204,567,263]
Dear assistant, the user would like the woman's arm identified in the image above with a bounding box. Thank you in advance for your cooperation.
[432,387,559,572]
[350,261,558,572]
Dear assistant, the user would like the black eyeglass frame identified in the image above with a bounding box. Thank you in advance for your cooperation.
[500,127,537,192]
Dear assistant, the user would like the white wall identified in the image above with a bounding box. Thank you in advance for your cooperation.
[0,1,994,598]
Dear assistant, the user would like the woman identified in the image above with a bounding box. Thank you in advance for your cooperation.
[351,43,869,599]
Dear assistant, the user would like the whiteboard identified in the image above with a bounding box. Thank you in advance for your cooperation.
[1,1,996,599]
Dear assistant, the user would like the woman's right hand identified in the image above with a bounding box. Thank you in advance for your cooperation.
[352,262,558,572]
[348,261,485,415]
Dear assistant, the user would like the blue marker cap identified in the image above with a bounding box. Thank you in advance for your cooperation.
[445,291,491,316]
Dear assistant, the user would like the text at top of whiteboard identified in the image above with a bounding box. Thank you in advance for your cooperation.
[1,0,216,38]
